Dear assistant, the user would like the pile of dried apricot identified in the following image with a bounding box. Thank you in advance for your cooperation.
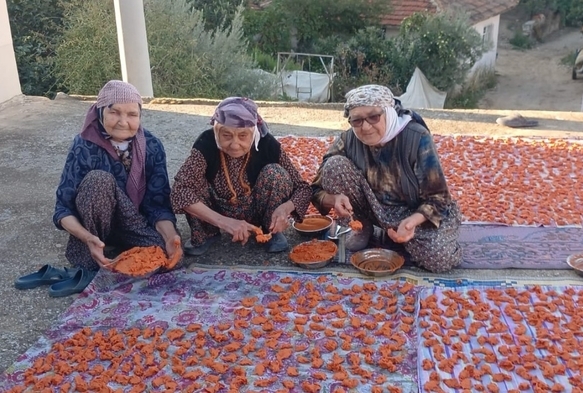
[4,277,419,393]
[111,238,182,276]
[279,135,583,226]
[418,285,583,393]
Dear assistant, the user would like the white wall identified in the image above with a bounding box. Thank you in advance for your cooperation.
[470,14,500,73]
[0,0,21,104]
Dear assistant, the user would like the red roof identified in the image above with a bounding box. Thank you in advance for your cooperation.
[382,0,519,27]
[382,0,438,27]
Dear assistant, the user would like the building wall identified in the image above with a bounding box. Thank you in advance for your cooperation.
[0,0,21,104]
[470,14,500,73]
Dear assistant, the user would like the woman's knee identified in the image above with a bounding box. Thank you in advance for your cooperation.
[257,164,292,189]
[321,156,354,180]
[408,237,462,273]
[79,170,116,192]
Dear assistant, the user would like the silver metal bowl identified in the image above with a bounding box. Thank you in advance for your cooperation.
[350,248,405,277]
[292,215,333,236]
[289,240,337,269]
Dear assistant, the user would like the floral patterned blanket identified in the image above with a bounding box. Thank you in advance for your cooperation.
[0,268,420,393]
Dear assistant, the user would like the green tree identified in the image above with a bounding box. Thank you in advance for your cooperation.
[519,0,583,27]
[244,0,390,55]
[398,11,486,91]
[54,0,120,95]
[6,0,67,97]
[324,11,487,101]
[55,0,276,99]
[186,0,242,31]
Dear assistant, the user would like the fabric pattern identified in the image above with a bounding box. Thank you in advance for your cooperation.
[0,268,420,393]
[65,170,166,271]
[95,80,143,108]
[343,84,396,117]
[54,129,175,230]
[315,155,461,273]
[457,225,583,269]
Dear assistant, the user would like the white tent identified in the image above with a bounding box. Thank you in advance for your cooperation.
[397,67,447,109]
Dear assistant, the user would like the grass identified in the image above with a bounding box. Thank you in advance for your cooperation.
[560,49,579,66]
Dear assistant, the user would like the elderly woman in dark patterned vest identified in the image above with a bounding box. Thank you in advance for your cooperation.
[311,85,462,273]
[171,97,311,255]
[53,80,182,289]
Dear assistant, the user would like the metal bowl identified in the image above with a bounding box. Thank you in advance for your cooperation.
[292,215,333,236]
[567,253,583,273]
[289,240,337,269]
[350,248,405,277]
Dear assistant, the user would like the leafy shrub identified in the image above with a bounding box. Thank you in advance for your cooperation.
[520,0,583,27]
[243,0,389,55]
[324,11,486,102]
[54,0,277,99]
[325,27,411,100]
[509,30,533,50]
[54,0,120,95]
[7,0,66,97]
[445,67,497,109]
[397,11,486,92]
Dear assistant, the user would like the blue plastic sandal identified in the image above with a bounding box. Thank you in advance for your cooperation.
[48,268,97,298]
[14,265,79,290]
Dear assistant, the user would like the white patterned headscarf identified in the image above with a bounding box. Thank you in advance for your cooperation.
[344,84,411,145]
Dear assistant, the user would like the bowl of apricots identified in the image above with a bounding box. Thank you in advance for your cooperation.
[289,239,337,269]
[350,248,405,277]
[292,215,333,236]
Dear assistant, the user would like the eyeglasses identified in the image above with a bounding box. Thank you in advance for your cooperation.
[348,112,383,128]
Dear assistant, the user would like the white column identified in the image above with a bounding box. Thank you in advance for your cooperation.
[113,0,154,97]
[0,0,22,104]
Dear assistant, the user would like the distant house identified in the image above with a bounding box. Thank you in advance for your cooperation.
[382,0,519,71]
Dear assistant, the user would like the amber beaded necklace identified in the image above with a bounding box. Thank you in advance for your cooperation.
[220,151,252,204]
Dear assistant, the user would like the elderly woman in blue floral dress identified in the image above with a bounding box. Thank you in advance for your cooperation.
[171,97,311,255]
[51,80,181,293]
[311,85,462,273]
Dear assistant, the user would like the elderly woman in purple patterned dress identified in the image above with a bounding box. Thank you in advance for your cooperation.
[49,80,182,295]
[171,97,311,255]
[311,85,462,273]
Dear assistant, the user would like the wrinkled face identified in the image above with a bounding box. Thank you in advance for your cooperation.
[216,125,254,158]
[348,106,386,146]
[101,103,141,142]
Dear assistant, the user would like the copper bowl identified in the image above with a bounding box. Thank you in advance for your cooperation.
[292,215,333,236]
[289,239,337,269]
[350,249,405,277]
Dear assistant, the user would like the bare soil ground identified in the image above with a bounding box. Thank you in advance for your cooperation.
[480,13,583,111]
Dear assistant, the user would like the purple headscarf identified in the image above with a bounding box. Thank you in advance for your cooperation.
[210,97,269,133]
[79,80,147,208]
[210,97,270,151]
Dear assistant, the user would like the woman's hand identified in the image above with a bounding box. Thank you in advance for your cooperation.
[333,194,353,217]
[387,213,426,243]
[224,218,257,245]
[165,234,183,266]
[270,201,293,234]
[85,235,112,269]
